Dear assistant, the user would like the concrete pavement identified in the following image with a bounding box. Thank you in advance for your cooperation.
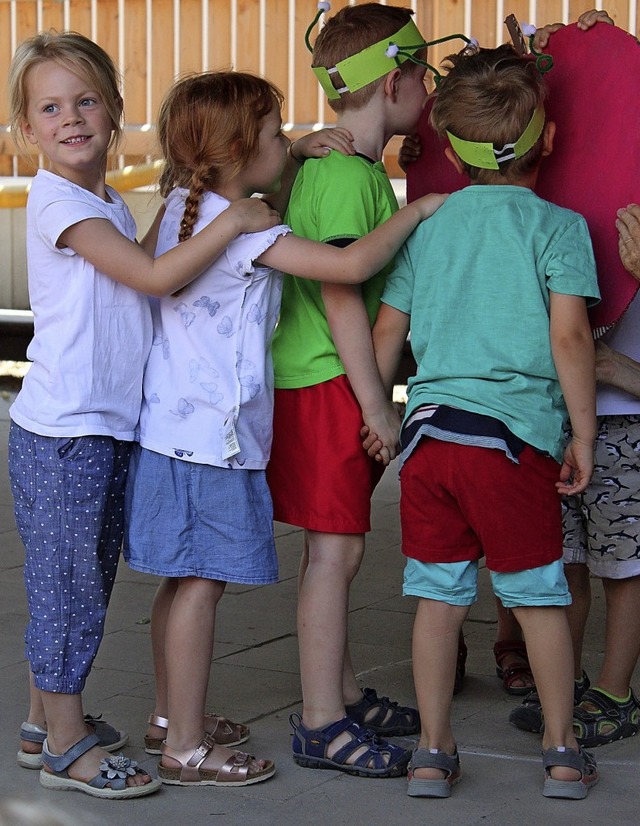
[1,384,638,826]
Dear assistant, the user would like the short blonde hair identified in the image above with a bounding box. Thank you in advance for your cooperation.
[431,44,546,184]
[8,31,123,152]
[312,3,419,114]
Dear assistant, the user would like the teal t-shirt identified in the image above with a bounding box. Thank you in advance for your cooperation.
[382,185,601,461]
[272,151,398,389]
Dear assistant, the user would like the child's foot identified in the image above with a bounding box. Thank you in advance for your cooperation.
[158,734,274,786]
[18,715,128,770]
[145,712,249,754]
[542,746,599,799]
[407,746,461,798]
[290,712,410,777]
[41,733,160,798]
[345,687,420,736]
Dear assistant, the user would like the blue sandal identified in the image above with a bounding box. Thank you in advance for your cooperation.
[345,687,420,736]
[18,714,128,770]
[40,733,161,798]
[290,713,410,777]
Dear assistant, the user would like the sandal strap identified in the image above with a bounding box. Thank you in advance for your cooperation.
[20,721,47,744]
[162,734,254,784]
[87,754,147,791]
[493,640,528,664]
[290,713,405,772]
[148,713,169,729]
[575,687,633,721]
[345,687,419,733]
[543,746,597,781]
[410,747,460,779]
[41,733,100,773]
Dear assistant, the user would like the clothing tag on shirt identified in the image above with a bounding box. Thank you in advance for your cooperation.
[222,408,241,461]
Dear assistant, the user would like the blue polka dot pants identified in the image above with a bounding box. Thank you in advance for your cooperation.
[8,422,131,694]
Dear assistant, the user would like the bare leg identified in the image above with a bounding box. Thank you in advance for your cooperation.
[19,673,47,757]
[512,605,580,782]
[41,692,151,787]
[145,578,179,744]
[411,598,468,780]
[494,598,533,691]
[298,530,364,730]
[564,563,591,681]
[594,575,640,696]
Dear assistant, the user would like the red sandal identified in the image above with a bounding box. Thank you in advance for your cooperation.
[493,640,535,696]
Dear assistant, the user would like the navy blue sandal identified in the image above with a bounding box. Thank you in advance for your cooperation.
[345,688,420,736]
[290,713,410,777]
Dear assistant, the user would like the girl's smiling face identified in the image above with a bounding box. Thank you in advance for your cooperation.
[22,59,118,193]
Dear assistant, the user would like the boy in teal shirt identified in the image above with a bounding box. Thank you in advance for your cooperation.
[371,44,601,799]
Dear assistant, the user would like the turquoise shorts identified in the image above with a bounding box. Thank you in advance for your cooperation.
[403,558,571,608]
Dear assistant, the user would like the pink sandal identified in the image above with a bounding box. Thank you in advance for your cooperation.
[144,712,249,754]
[157,734,275,786]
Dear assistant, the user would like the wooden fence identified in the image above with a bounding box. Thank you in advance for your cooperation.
[0,0,637,177]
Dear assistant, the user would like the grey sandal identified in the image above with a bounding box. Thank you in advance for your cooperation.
[407,746,461,798]
[40,733,161,799]
[18,714,128,769]
[542,745,599,799]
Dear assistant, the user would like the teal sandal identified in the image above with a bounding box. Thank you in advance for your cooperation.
[407,747,461,798]
[289,713,410,777]
[573,686,640,748]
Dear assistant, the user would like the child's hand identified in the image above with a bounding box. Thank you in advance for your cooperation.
[412,192,449,221]
[398,134,422,172]
[361,402,401,466]
[228,198,281,233]
[534,8,613,50]
[617,204,640,281]
[289,127,355,162]
[577,9,614,30]
[556,437,594,496]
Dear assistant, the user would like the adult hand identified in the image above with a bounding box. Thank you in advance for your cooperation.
[616,204,640,281]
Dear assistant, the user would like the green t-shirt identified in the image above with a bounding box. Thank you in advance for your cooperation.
[382,185,601,462]
[272,152,398,388]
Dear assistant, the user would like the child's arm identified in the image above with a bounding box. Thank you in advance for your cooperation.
[258,193,447,284]
[139,205,165,256]
[549,291,597,495]
[361,303,411,462]
[58,197,280,297]
[324,283,402,464]
[264,127,354,216]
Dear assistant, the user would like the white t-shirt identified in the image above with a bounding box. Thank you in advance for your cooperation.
[10,170,153,440]
[597,290,640,416]
[138,189,290,469]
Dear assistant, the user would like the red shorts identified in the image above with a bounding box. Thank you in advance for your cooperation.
[267,375,384,533]
[400,439,563,573]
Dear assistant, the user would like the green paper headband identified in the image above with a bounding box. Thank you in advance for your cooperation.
[446,103,545,170]
[311,19,427,100]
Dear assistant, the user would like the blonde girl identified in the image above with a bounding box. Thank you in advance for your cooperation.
[124,70,446,787]
[7,31,280,800]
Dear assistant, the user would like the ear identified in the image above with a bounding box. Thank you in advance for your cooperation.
[382,67,403,102]
[445,146,465,175]
[21,119,39,146]
[541,121,555,157]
